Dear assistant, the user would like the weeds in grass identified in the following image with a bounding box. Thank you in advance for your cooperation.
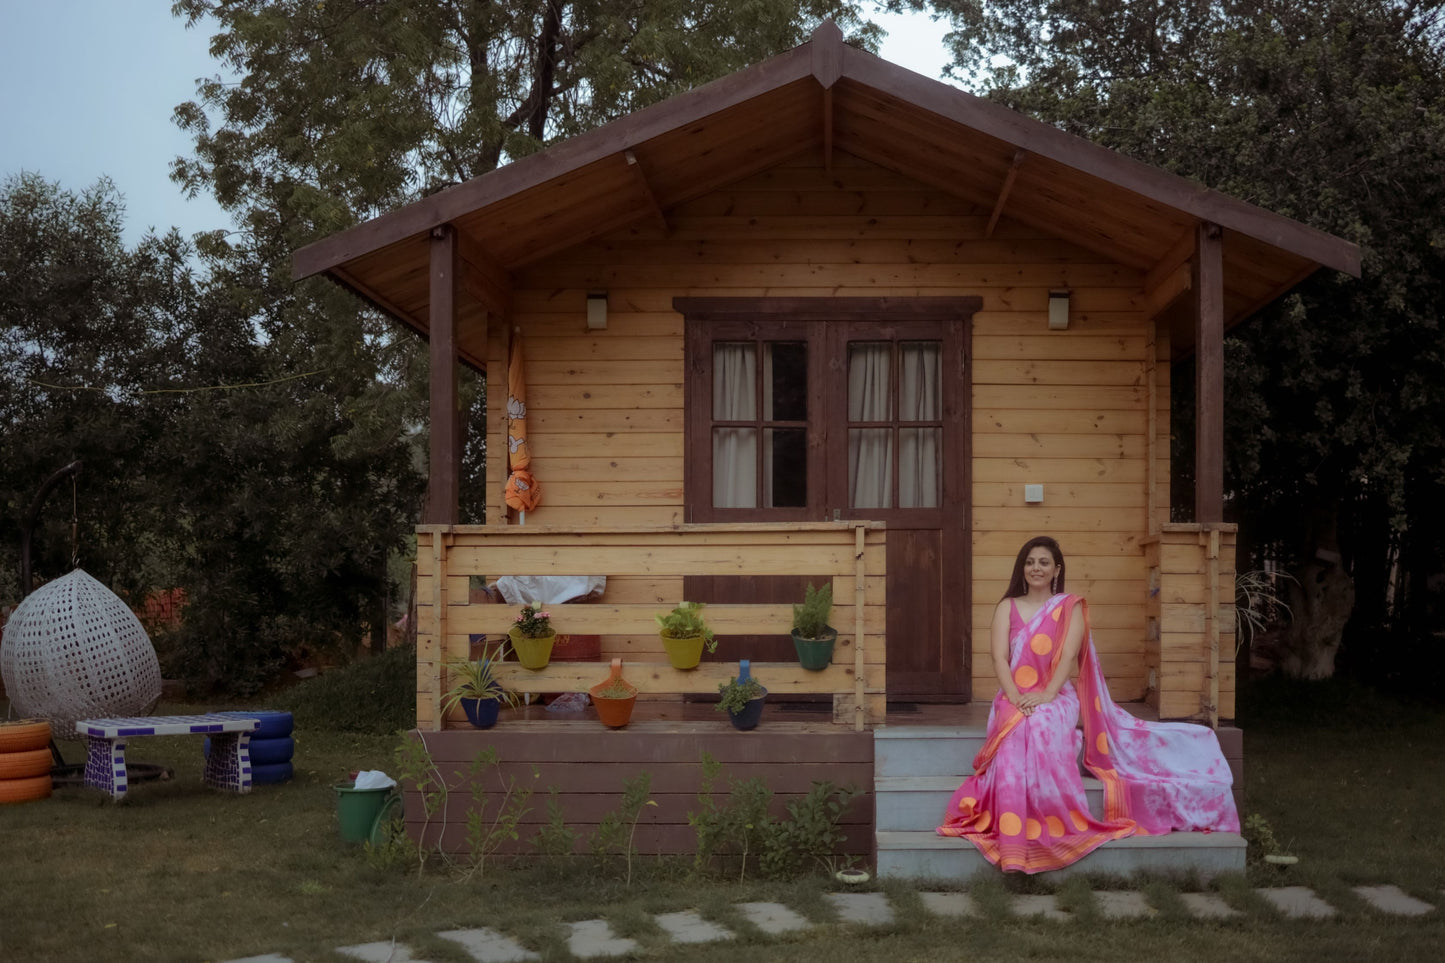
[461,749,537,881]
[588,772,656,886]
[688,751,860,881]
[532,787,581,859]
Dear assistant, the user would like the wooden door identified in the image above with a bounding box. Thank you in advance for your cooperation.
[678,298,975,701]
[824,321,969,699]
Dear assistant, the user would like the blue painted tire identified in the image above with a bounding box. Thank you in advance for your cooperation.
[204,735,294,765]
[247,736,295,765]
[215,710,294,739]
[250,761,294,785]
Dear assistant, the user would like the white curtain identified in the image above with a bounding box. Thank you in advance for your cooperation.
[713,343,756,508]
[848,343,892,508]
[899,342,941,508]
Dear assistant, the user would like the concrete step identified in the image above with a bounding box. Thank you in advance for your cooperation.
[875,775,1105,832]
[874,725,987,778]
[876,830,1246,881]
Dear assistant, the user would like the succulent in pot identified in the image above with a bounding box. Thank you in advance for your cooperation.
[716,660,767,731]
[509,601,556,669]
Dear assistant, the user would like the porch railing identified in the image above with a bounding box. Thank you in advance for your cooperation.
[415,522,888,731]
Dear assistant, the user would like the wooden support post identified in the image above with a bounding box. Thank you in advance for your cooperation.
[429,531,448,731]
[1205,528,1221,727]
[853,524,866,732]
[1146,321,1158,534]
[427,224,460,525]
[1193,221,1225,523]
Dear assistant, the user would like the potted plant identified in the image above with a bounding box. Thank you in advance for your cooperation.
[441,643,519,729]
[716,660,767,731]
[791,582,837,670]
[655,600,716,670]
[589,658,639,728]
[509,601,556,669]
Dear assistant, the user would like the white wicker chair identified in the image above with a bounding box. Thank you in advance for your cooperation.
[1,569,162,733]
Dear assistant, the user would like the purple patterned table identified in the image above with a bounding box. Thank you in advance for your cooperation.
[74,714,261,799]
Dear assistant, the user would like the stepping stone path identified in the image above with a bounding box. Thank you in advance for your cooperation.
[918,891,979,917]
[826,891,895,926]
[1258,886,1337,919]
[1179,892,1240,919]
[438,928,541,962]
[653,910,735,944]
[737,900,813,935]
[223,884,1436,962]
[1354,884,1435,917]
[567,919,638,959]
[1093,891,1154,919]
[1012,894,1072,921]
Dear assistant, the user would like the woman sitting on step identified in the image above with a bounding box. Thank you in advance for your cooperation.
[937,536,1239,873]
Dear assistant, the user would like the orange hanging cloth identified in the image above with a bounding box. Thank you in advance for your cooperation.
[504,333,542,513]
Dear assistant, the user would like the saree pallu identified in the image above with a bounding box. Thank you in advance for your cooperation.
[937,593,1239,873]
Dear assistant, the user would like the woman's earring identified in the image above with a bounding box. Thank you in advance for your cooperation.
[1051,572,1058,592]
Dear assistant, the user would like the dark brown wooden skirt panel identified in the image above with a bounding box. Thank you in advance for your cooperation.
[402,727,875,857]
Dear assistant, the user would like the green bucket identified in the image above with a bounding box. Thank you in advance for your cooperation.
[333,783,395,843]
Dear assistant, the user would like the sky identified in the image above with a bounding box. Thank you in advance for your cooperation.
[0,2,956,247]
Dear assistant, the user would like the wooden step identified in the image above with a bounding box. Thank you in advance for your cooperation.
[874,725,987,778]
[876,830,1246,881]
[875,775,1105,832]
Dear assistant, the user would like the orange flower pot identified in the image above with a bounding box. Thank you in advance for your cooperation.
[589,658,638,728]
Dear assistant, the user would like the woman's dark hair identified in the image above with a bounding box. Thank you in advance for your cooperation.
[1003,536,1065,599]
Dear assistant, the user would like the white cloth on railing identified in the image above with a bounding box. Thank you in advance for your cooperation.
[492,575,605,605]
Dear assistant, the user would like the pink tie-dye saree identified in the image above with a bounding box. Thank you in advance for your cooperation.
[937,593,1239,873]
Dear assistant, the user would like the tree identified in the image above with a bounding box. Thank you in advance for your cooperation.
[0,173,199,606]
[906,0,1445,684]
[161,2,880,690]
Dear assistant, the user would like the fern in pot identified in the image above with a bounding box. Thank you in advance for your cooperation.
[792,582,837,670]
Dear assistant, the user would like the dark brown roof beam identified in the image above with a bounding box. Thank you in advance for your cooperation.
[624,150,671,235]
[329,264,427,337]
[457,231,513,320]
[985,149,1027,238]
[1144,229,1196,320]
[822,87,835,175]
[839,47,1361,278]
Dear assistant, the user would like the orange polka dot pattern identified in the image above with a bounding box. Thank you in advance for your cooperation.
[1014,665,1038,689]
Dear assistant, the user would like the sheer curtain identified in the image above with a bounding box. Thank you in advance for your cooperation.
[713,344,756,508]
[848,343,892,508]
[899,342,941,508]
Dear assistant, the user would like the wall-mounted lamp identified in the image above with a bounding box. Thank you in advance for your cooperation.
[586,292,608,331]
[1048,289,1070,331]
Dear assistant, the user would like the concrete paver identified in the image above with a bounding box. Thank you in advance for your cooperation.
[918,891,980,918]
[338,941,428,962]
[826,892,895,926]
[653,910,735,944]
[437,927,541,962]
[1012,894,1072,921]
[1178,892,1240,919]
[223,957,293,963]
[736,900,814,935]
[1354,885,1434,917]
[1257,887,1336,919]
[1093,890,1154,919]
[566,919,639,959]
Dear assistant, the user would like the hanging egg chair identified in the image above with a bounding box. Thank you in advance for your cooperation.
[1,569,162,734]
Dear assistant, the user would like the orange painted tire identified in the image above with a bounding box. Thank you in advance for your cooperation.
[0,775,52,804]
[0,720,51,753]
[0,748,53,779]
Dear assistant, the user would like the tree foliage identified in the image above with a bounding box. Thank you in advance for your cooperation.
[909,0,1445,683]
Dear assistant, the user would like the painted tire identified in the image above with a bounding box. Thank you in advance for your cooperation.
[0,774,52,804]
[214,710,293,739]
[0,748,53,779]
[247,737,294,765]
[251,761,293,785]
[204,735,294,765]
[0,720,51,754]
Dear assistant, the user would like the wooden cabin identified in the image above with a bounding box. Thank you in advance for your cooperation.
[294,23,1360,877]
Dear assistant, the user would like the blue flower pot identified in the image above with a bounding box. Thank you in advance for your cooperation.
[461,696,501,729]
[727,688,767,731]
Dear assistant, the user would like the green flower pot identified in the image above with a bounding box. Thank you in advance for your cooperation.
[510,628,555,670]
[792,627,837,671]
[661,632,705,670]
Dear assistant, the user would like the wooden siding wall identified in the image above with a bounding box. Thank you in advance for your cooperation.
[1144,525,1238,721]
[484,152,1172,703]
[414,524,888,730]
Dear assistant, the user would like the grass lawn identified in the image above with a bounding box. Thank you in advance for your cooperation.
[2,678,1442,962]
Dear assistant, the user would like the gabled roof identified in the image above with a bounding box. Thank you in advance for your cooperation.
[294,22,1360,367]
